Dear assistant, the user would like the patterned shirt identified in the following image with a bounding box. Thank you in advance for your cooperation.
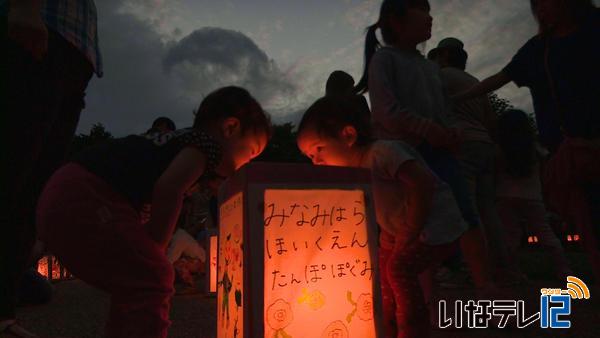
[74,128,223,211]
[1,0,103,76]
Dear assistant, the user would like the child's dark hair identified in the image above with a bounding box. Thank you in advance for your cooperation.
[193,86,272,138]
[326,70,355,97]
[497,109,536,178]
[355,0,431,94]
[298,96,374,146]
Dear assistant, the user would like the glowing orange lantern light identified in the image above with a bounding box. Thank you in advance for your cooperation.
[217,163,383,337]
[574,234,580,242]
[567,235,573,242]
[205,228,218,296]
[37,255,71,282]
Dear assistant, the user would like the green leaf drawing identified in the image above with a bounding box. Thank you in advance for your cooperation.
[346,308,357,323]
[346,291,357,306]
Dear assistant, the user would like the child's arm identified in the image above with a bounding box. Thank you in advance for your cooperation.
[147,147,207,249]
[452,71,511,102]
[395,160,436,236]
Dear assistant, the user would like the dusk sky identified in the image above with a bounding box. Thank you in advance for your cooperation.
[78,0,598,136]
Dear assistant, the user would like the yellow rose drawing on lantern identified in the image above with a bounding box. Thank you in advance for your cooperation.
[297,288,326,310]
[266,299,294,338]
[320,320,349,338]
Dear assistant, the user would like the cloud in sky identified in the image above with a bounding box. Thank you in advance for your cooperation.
[80,0,184,136]
[82,0,599,135]
[80,0,298,135]
[163,27,297,114]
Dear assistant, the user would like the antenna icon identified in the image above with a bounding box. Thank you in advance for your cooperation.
[565,276,590,300]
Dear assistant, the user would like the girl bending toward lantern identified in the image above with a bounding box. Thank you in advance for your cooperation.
[297,96,467,338]
[36,86,270,338]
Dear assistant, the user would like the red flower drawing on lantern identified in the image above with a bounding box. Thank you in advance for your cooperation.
[320,320,349,338]
[266,298,294,337]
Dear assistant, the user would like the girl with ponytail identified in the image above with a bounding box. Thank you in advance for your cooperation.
[356,1,500,335]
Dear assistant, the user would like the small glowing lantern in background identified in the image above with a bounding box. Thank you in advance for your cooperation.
[37,255,71,281]
[205,227,218,296]
[527,235,539,244]
[217,163,382,338]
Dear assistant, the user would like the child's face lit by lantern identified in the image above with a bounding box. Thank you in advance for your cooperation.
[297,126,356,167]
[229,128,267,169]
[217,118,268,175]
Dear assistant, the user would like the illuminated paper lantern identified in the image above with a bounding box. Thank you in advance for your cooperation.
[205,227,218,296]
[37,255,71,282]
[217,163,383,338]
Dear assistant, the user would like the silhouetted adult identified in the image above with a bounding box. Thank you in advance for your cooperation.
[455,0,600,284]
[428,38,511,282]
[1,0,102,335]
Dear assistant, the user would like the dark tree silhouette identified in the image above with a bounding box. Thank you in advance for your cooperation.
[255,122,308,163]
[488,92,538,135]
[488,92,514,117]
[69,123,114,158]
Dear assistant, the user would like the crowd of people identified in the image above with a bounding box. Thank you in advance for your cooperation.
[2,0,598,337]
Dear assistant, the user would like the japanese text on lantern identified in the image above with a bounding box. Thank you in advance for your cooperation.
[263,189,376,338]
[218,192,244,338]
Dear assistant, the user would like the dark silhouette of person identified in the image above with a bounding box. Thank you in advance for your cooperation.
[2,0,102,335]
